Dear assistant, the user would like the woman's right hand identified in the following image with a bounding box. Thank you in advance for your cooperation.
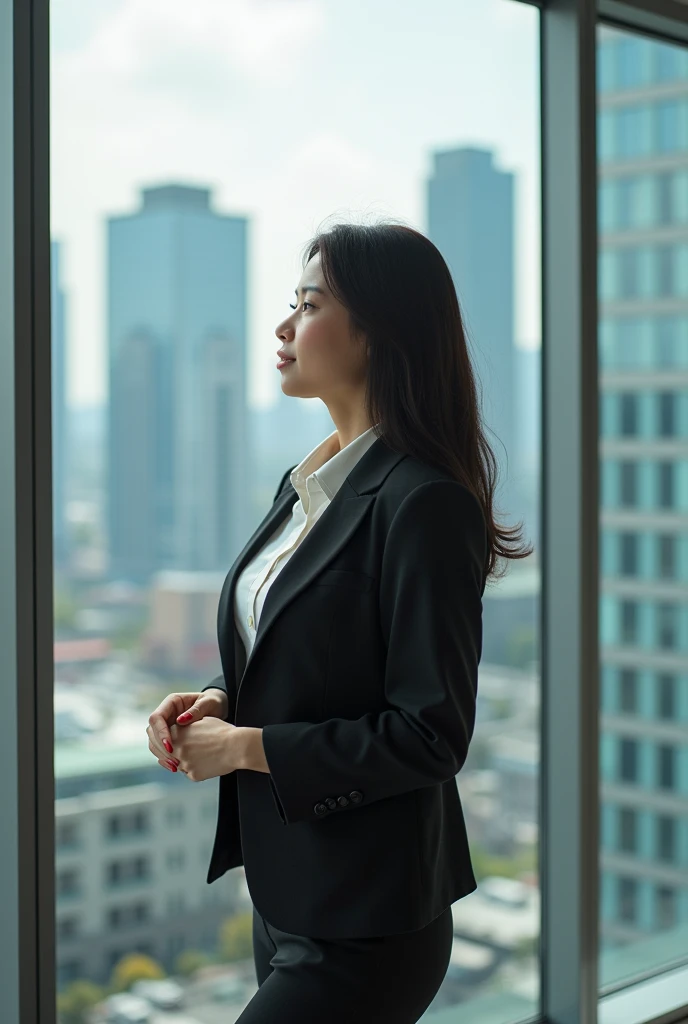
[147,688,229,768]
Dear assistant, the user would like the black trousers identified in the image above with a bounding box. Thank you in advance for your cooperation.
[235,903,454,1023]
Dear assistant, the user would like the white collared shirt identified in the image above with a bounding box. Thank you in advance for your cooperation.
[234,423,381,658]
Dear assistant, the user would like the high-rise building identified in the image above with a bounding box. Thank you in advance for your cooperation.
[107,183,250,583]
[426,147,518,518]
[598,26,688,945]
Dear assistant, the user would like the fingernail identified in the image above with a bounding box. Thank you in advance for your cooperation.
[177,712,193,724]
[163,739,173,754]
[166,761,178,772]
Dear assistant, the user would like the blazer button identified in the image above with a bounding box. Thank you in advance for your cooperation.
[337,795,349,808]
[325,797,338,810]
[349,791,363,803]
[314,803,328,816]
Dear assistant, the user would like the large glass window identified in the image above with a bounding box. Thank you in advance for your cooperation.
[598,23,688,991]
[51,1,541,1021]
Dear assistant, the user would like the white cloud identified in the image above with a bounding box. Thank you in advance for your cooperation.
[54,0,325,92]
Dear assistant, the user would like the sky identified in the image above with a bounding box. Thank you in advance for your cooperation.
[50,0,541,410]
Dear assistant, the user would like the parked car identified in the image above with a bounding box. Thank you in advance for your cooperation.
[209,974,247,1003]
[131,978,185,1010]
[103,992,151,1024]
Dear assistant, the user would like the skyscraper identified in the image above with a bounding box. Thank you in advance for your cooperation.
[598,26,688,945]
[107,184,249,583]
[426,146,517,518]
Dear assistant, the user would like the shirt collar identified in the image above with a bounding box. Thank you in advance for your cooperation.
[290,424,381,506]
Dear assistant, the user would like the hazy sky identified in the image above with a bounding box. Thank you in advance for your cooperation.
[50,0,540,410]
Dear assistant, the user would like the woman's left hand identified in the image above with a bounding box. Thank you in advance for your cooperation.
[167,718,242,782]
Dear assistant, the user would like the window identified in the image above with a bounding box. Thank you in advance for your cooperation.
[105,809,150,839]
[56,869,81,899]
[656,674,675,719]
[618,247,640,297]
[657,392,676,436]
[598,76,688,976]
[618,876,638,924]
[619,668,638,713]
[620,392,638,435]
[617,107,652,160]
[56,821,80,850]
[657,315,679,367]
[657,745,676,790]
[57,917,80,942]
[618,807,637,853]
[657,462,674,508]
[619,738,638,783]
[44,3,543,1019]
[620,461,638,506]
[107,902,150,930]
[620,600,638,644]
[657,535,676,579]
[618,38,648,89]
[617,177,636,229]
[106,855,150,888]
[656,244,674,295]
[656,886,677,930]
[656,171,674,224]
[16,1,688,1021]
[619,534,638,576]
[656,602,677,649]
[656,44,680,83]
[657,100,681,153]
[656,815,676,861]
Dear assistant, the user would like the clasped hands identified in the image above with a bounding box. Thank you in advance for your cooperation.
[146,688,240,783]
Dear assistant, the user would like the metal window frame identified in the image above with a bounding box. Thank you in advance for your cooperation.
[1,1,54,1023]
[540,3,601,1023]
[541,3,688,1024]
[2,0,688,1022]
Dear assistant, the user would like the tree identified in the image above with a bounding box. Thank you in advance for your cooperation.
[470,842,537,884]
[110,952,165,992]
[56,980,104,1024]
[175,949,213,977]
[53,588,79,631]
[218,912,253,962]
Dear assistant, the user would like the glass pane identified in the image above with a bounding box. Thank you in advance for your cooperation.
[51,1,541,1021]
[597,23,688,992]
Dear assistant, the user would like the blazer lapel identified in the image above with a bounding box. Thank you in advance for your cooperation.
[216,434,406,709]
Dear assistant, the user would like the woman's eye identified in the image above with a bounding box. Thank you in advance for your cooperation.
[289,302,313,311]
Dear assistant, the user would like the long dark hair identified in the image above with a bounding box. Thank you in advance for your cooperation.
[300,219,534,583]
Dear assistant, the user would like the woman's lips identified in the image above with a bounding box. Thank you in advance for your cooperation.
[276,357,296,369]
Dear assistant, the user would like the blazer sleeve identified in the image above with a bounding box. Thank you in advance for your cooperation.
[260,479,487,826]
[201,465,298,713]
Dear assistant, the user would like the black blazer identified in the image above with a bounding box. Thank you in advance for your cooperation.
[202,433,487,939]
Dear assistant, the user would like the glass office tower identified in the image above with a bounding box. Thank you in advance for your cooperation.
[597,25,688,970]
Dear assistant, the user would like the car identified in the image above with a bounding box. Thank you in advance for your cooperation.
[103,992,151,1024]
[130,978,185,1010]
[209,974,247,1003]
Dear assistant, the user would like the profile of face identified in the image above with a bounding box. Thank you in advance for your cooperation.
[274,252,368,404]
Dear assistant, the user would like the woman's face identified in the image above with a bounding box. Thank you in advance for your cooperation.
[274,252,368,404]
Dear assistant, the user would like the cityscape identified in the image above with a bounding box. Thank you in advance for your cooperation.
[47,10,687,1024]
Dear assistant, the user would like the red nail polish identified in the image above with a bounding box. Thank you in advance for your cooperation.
[166,761,178,772]
[163,739,173,754]
[177,712,193,724]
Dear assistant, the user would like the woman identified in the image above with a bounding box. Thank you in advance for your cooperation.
[146,221,532,1023]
